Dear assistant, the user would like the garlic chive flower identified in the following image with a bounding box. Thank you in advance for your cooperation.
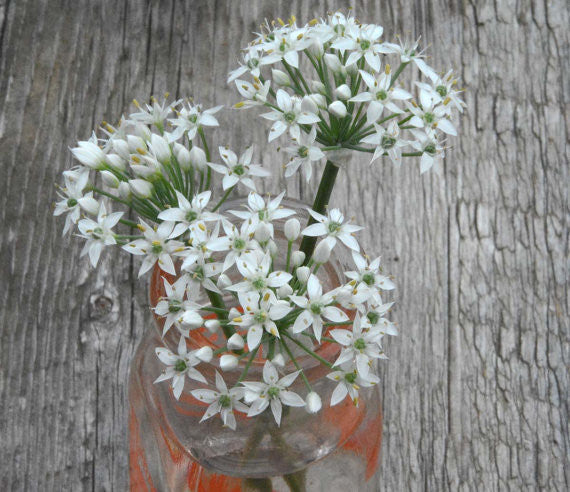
[327,363,380,407]
[283,127,325,181]
[77,203,123,268]
[169,102,223,141]
[208,146,271,191]
[302,207,363,251]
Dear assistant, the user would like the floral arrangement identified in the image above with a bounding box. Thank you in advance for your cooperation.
[54,11,464,431]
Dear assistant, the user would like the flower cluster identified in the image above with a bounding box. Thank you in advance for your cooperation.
[231,12,465,176]
[54,10,465,432]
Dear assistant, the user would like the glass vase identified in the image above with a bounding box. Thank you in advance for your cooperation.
[128,197,383,491]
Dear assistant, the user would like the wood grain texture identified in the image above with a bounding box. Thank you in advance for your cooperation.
[1,0,568,490]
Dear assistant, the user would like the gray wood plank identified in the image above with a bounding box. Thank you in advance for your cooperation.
[0,0,567,490]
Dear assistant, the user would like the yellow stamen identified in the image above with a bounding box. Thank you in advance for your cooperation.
[385,64,391,74]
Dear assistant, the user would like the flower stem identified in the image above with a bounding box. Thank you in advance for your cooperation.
[299,160,339,263]
[205,289,235,341]
[212,186,234,212]
[279,337,311,391]
[282,332,333,368]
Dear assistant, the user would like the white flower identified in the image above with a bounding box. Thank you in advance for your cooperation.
[327,364,379,407]
[190,372,249,430]
[349,70,412,122]
[54,168,99,235]
[227,45,279,83]
[330,314,386,377]
[260,89,320,142]
[153,276,204,337]
[71,138,107,170]
[169,103,223,141]
[360,120,408,166]
[122,220,185,277]
[362,294,398,336]
[415,69,466,114]
[129,96,179,127]
[229,191,295,235]
[345,251,395,296]
[154,336,211,399]
[332,23,388,72]
[232,291,292,349]
[290,274,349,341]
[407,90,457,136]
[208,146,271,191]
[381,37,438,80]
[207,219,258,271]
[157,190,219,232]
[408,128,446,174]
[77,202,122,267]
[261,25,311,69]
[234,79,271,108]
[242,361,305,426]
[302,208,363,251]
[227,250,292,294]
[283,127,324,182]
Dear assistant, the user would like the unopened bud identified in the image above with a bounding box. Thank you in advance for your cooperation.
[268,240,278,257]
[77,196,100,215]
[227,333,245,350]
[220,354,239,371]
[254,222,272,242]
[324,53,343,73]
[190,146,207,170]
[277,284,293,298]
[195,346,213,363]
[217,273,232,290]
[118,182,131,199]
[205,319,221,334]
[307,93,327,109]
[335,84,351,100]
[310,80,326,94]
[106,153,126,171]
[174,143,192,170]
[272,353,286,367]
[112,139,130,160]
[305,391,322,413]
[100,170,119,188]
[301,95,318,115]
[129,179,153,198]
[291,251,305,267]
[296,266,310,284]
[313,240,332,264]
[150,134,171,163]
[328,100,347,118]
[284,218,301,241]
[271,69,291,87]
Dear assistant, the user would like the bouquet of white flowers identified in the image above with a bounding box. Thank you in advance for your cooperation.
[54,11,464,435]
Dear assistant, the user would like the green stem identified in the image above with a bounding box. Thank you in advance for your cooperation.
[212,186,235,212]
[279,338,311,391]
[198,127,212,190]
[205,289,234,341]
[237,345,260,383]
[389,61,409,89]
[299,160,339,263]
[282,332,333,368]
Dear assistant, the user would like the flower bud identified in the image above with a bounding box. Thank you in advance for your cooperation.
[182,310,203,328]
[254,222,272,243]
[346,62,358,77]
[220,354,239,371]
[150,134,171,163]
[305,391,322,413]
[205,319,220,334]
[291,251,305,267]
[190,146,207,171]
[310,80,326,94]
[277,284,293,298]
[112,139,130,160]
[130,164,155,179]
[335,84,351,100]
[195,346,213,363]
[271,69,291,87]
[77,196,100,215]
[324,53,343,73]
[307,93,327,109]
[272,354,286,367]
[217,273,232,290]
[100,170,120,188]
[301,95,318,115]
[307,38,324,58]
[129,179,153,198]
[176,145,192,170]
[227,333,245,350]
[313,240,332,264]
[296,266,310,284]
[328,101,347,118]
[118,182,131,199]
[228,308,241,320]
[268,240,278,257]
[106,153,126,171]
[135,122,152,141]
[284,218,301,241]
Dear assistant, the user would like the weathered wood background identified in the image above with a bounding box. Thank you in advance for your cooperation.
[1,0,568,490]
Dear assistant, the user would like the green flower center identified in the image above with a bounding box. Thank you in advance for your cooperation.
[436,85,447,97]
[233,165,245,176]
[92,227,103,239]
[174,359,187,372]
[258,209,268,221]
[283,111,296,123]
[67,198,78,208]
[248,58,260,68]
[185,210,198,222]
[254,311,268,323]
[344,372,357,384]
[298,146,309,158]
[381,136,396,149]
[423,112,435,124]
[219,394,232,408]
[310,303,323,316]
[189,114,198,124]
[328,221,341,233]
[360,40,371,51]
[367,311,380,325]
[267,386,280,398]
[376,90,388,101]
[354,338,366,351]
[279,40,287,52]
[193,266,205,280]
[151,243,163,254]
[252,278,266,290]
[362,273,375,286]
[168,300,182,313]
[233,238,246,250]
[424,143,436,155]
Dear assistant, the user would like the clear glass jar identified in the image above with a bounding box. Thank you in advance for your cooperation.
[128,198,383,491]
